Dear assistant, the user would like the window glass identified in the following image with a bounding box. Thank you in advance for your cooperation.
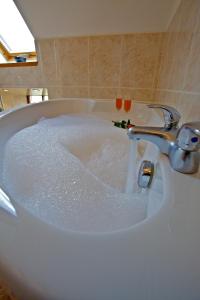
[0,52,6,63]
[0,0,35,53]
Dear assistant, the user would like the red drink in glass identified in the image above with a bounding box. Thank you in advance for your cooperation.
[124,99,132,112]
[115,98,122,110]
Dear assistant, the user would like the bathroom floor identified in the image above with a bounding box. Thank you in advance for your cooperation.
[0,283,17,300]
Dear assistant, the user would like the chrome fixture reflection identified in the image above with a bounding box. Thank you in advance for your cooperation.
[0,186,17,216]
[138,160,154,188]
[128,104,200,174]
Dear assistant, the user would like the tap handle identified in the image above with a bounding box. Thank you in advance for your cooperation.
[177,122,200,151]
[148,104,181,129]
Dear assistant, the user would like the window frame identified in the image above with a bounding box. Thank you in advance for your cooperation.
[0,40,37,67]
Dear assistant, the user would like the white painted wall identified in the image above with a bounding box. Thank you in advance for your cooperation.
[14,0,181,38]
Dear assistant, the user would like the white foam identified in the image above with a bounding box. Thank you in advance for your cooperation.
[2,114,158,232]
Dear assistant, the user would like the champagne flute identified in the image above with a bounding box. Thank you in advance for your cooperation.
[115,97,123,110]
[124,99,132,112]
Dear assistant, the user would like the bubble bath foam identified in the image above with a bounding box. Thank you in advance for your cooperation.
[2,114,150,232]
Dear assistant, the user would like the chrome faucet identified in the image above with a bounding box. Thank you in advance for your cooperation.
[128,104,200,174]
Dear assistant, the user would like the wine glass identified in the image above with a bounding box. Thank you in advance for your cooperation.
[115,97,122,110]
[124,99,132,112]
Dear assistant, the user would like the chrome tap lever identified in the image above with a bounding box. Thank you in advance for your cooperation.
[148,104,181,130]
[169,121,200,174]
[0,186,17,217]
[176,121,200,152]
[169,122,200,174]
[127,103,199,174]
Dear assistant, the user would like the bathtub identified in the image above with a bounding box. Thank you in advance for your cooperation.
[0,99,199,300]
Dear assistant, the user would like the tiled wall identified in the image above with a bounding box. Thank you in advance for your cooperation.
[155,0,200,121]
[0,33,162,102]
[0,0,200,119]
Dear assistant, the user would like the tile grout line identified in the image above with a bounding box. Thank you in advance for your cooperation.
[36,41,44,85]
[156,88,200,96]
[53,39,59,85]
[181,2,200,92]
[118,35,123,95]
[181,31,195,92]
[44,85,155,90]
[151,33,164,100]
[87,37,90,97]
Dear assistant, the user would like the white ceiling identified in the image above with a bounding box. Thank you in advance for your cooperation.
[14,0,181,39]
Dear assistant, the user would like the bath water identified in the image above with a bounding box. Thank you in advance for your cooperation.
[2,114,154,232]
[125,140,138,194]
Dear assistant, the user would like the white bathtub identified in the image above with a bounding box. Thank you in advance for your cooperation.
[0,99,199,300]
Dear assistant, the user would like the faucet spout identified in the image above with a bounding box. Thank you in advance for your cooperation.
[127,126,176,155]
[126,104,200,174]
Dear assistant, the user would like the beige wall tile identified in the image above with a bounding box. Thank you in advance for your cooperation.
[155,0,200,120]
[134,89,154,102]
[154,90,200,122]
[61,86,89,98]
[120,88,154,102]
[154,90,181,107]
[89,87,154,102]
[47,87,62,99]
[89,35,121,87]
[168,1,181,33]
[156,54,171,90]
[89,87,119,99]
[0,68,15,87]
[0,65,43,88]
[184,33,200,93]
[169,32,192,90]
[48,86,89,99]
[195,1,200,33]
[38,39,58,85]
[55,37,89,86]
[179,93,200,121]
[178,0,200,33]
[157,31,192,91]
[120,33,162,89]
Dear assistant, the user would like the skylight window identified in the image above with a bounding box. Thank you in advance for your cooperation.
[0,0,35,53]
[0,52,6,63]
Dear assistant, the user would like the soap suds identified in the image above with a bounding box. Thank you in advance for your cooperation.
[2,114,155,232]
